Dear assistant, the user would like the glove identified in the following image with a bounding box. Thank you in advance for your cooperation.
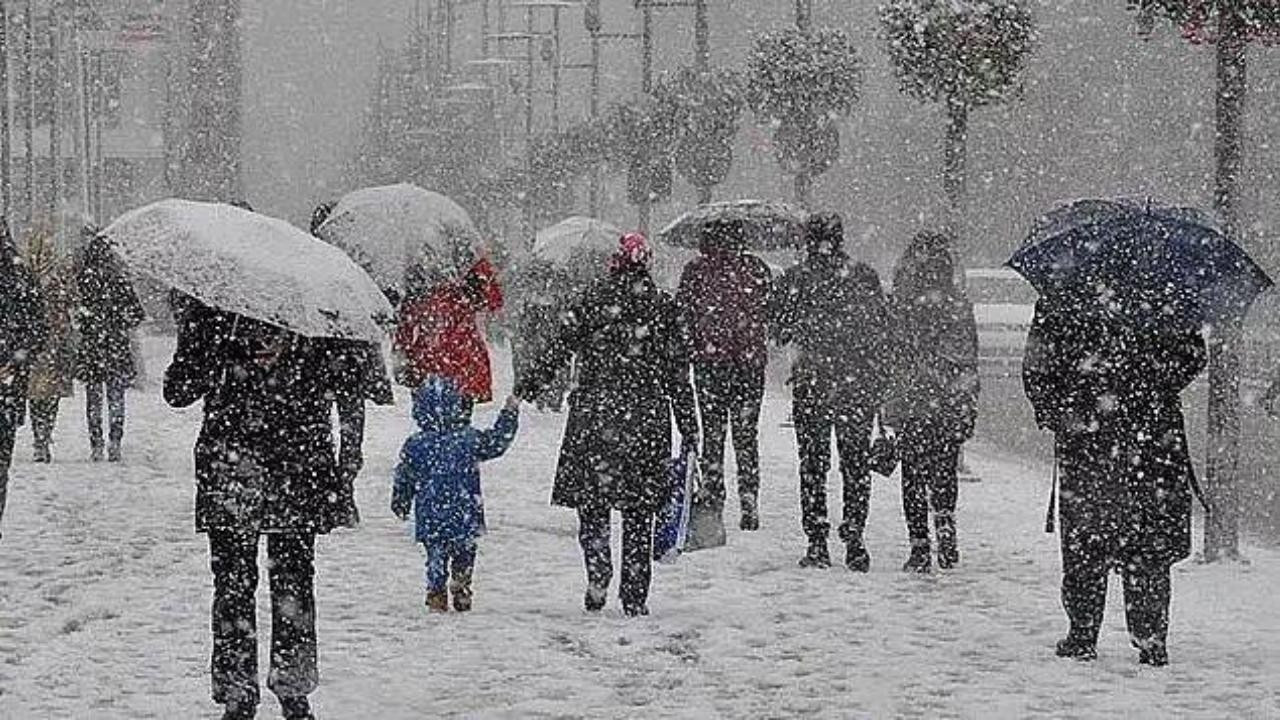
[391,493,411,521]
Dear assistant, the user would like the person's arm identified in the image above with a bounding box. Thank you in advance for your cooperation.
[514,298,586,401]
[663,303,700,450]
[1021,303,1061,432]
[475,396,521,461]
[391,443,416,520]
[336,394,366,482]
[163,307,228,408]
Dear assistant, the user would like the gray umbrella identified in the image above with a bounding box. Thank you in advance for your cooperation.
[658,200,806,251]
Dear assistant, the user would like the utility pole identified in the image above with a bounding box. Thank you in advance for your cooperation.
[48,3,60,228]
[23,0,35,227]
[694,0,708,71]
[586,0,601,216]
[0,0,10,225]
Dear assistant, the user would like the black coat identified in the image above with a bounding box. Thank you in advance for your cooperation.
[164,306,350,534]
[75,243,145,383]
[516,266,699,514]
[0,236,46,422]
[769,252,892,409]
[884,291,979,439]
[1023,300,1204,565]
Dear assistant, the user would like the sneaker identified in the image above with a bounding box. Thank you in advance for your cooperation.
[426,590,449,613]
[584,585,607,612]
[902,545,932,573]
[845,541,870,573]
[1135,639,1169,667]
[1055,635,1098,661]
[450,574,473,613]
[739,494,760,531]
[279,696,315,720]
[798,539,831,569]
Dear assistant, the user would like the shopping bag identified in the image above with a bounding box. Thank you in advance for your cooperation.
[653,449,696,563]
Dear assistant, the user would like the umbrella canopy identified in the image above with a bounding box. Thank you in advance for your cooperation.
[533,216,623,266]
[1008,198,1273,326]
[658,199,806,251]
[316,183,481,291]
[103,199,393,342]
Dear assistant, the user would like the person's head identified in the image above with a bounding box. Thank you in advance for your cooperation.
[412,374,468,431]
[310,201,335,237]
[894,231,956,300]
[804,212,843,258]
[610,232,652,273]
[700,218,746,255]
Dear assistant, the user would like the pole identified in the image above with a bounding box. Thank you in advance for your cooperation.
[943,96,968,255]
[588,26,601,217]
[795,0,812,32]
[522,6,534,241]
[0,0,10,225]
[48,6,59,226]
[23,0,34,227]
[638,5,653,234]
[694,0,709,72]
[551,6,561,133]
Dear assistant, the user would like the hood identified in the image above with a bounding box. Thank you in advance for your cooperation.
[412,375,468,431]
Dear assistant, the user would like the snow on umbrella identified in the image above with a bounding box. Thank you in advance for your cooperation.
[103,199,393,342]
[1007,198,1273,327]
[532,216,623,266]
[658,199,806,251]
[316,183,481,292]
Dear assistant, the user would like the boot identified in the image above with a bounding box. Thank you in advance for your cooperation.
[798,537,831,569]
[279,696,316,720]
[33,442,51,464]
[845,539,870,573]
[426,590,449,613]
[902,541,932,573]
[220,698,258,720]
[450,571,473,613]
[935,512,959,569]
[90,442,104,463]
[584,584,607,613]
[1055,633,1098,661]
[739,492,759,531]
[107,441,122,463]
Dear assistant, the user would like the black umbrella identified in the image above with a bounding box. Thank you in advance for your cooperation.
[658,199,806,251]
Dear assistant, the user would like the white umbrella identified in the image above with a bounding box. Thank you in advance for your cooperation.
[658,199,806,251]
[102,199,393,342]
[316,183,481,291]
[532,216,623,266]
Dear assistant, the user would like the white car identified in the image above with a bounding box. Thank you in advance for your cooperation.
[964,268,1036,374]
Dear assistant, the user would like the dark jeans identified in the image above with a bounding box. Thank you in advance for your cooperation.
[424,537,477,593]
[29,397,60,452]
[899,418,961,546]
[85,380,127,451]
[694,361,765,506]
[208,530,318,709]
[577,506,653,611]
[793,383,874,543]
[0,416,14,532]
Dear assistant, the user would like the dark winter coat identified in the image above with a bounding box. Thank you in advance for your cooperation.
[769,251,892,409]
[392,376,518,544]
[1023,299,1204,565]
[516,265,699,514]
[164,305,352,534]
[676,242,772,367]
[883,290,980,440]
[0,227,46,422]
[74,240,145,384]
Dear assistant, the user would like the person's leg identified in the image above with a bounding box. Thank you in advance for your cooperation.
[0,417,15,537]
[1122,557,1172,665]
[833,405,874,571]
[266,533,319,712]
[208,529,261,714]
[449,538,478,612]
[85,381,104,460]
[29,398,58,462]
[730,362,765,530]
[1056,436,1111,657]
[423,539,449,611]
[619,509,654,615]
[794,383,834,567]
[898,420,932,571]
[106,380,127,461]
[694,363,730,509]
[577,505,612,610]
[927,428,963,568]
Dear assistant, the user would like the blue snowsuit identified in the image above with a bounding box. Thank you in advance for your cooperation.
[392,376,519,592]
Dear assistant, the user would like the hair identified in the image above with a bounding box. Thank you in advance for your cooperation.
[893,231,959,301]
[804,212,844,257]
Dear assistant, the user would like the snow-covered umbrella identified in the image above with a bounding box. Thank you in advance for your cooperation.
[102,199,393,342]
[658,199,806,251]
[532,216,623,266]
[316,183,481,292]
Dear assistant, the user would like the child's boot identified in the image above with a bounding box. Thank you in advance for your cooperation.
[426,590,449,613]
[450,570,473,612]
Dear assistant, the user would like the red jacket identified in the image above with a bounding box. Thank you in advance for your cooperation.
[395,258,504,402]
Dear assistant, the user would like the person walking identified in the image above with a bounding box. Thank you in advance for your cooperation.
[883,235,978,573]
[515,233,698,616]
[392,376,520,613]
[676,217,772,532]
[23,223,75,463]
[165,298,364,720]
[769,213,892,571]
[1024,289,1202,667]
[0,221,47,539]
[74,231,145,462]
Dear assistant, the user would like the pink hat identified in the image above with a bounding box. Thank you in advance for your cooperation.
[612,232,652,270]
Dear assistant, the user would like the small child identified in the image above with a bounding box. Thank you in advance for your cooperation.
[392,375,520,612]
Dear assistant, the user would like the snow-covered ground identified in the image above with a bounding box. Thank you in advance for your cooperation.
[2,337,1279,719]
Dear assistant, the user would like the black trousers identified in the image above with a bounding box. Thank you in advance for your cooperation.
[577,506,653,611]
[694,361,765,506]
[0,415,14,531]
[29,397,59,452]
[792,383,873,543]
[899,418,961,545]
[85,379,126,451]
[208,530,318,709]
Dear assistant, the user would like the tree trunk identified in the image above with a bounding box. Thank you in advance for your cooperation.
[943,97,968,259]
[1204,12,1247,563]
[794,171,810,209]
[694,0,709,72]
[795,0,812,32]
[638,199,651,236]
[183,0,243,202]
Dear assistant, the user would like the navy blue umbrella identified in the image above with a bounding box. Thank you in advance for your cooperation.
[1008,198,1272,327]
